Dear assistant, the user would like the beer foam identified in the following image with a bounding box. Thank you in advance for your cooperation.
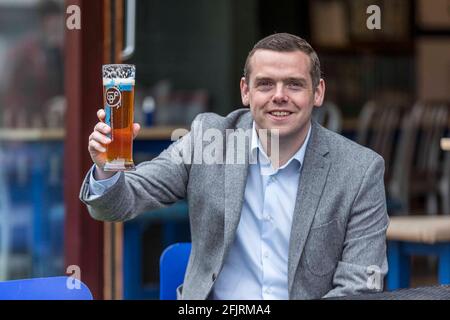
[103,78,135,86]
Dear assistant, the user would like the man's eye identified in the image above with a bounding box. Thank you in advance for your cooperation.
[287,82,303,89]
[257,81,273,89]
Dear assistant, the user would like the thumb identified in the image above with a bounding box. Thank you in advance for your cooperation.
[132,123,141,139]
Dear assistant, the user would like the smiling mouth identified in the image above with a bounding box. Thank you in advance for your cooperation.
[268,111,292,118]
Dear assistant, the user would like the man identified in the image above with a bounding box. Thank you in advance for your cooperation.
[80,33,389,299]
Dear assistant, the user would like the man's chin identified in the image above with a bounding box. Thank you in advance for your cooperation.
[256,118,300,137]
[264,127,292,140]
[262,123,290,134]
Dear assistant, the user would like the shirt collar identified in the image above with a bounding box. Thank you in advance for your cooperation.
[250,121,312,175]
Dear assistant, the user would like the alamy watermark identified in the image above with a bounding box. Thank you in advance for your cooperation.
[366,5,381,30]
[65,4,381,32]
[169,120,280,167]
[66,264,81,290]
[366,265,383,291]
[66,5,81,30]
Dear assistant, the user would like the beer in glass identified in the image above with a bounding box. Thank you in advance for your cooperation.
[102,64,136,171]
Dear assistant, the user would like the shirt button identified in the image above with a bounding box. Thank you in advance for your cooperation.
[264,287,272,294]
[264,251,269,258]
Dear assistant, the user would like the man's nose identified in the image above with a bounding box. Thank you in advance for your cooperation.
[272,84,288,104]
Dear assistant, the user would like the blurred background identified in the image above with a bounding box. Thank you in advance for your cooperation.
[0,0,449,299]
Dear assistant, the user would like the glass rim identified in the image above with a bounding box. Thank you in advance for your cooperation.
[102,64,135,79]
[102,64,135,71]
[102,64,135,68]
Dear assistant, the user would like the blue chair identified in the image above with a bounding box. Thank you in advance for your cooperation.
[0,276,93,300]
[387,216,450,290]
[159,242,191,300]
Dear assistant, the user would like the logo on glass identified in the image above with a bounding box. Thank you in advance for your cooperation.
[106,87,122,107]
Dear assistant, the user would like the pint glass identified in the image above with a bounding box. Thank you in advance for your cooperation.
[102,64,136,171]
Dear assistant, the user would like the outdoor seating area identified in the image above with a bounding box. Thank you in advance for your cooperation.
[0,0,449,301]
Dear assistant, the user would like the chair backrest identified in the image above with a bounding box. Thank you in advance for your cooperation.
[0,276,93,300]
[388,102,424,206]
[388,101,450,214]
[357,99,409,179]
[159,242,191,300]
[312,101,342,133]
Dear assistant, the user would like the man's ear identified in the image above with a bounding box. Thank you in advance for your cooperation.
[313,79,325,107]
[240,77,250,106]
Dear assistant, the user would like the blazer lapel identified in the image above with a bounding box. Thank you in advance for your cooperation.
[222,112,252,263]
[288,121,331,294]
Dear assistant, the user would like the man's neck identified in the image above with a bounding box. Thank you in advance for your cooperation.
[257,121,311,169]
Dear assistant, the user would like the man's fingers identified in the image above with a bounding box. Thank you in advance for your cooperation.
[132,123,141,139]
[94,122,111,135]
[90,131,111,145]
[89,140,107,153]
[97,109,106,121]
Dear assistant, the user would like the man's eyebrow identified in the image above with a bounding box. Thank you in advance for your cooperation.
[284,77,308,84]
[254,77,274,82]
[253,76,309,85]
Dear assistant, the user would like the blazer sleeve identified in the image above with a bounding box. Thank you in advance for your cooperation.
[79,117,198,222]
[323,155,390,298]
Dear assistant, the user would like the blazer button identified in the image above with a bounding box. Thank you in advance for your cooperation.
[212,273,217,282]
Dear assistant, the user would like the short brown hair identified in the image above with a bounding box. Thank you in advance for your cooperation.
[244,33,322,89]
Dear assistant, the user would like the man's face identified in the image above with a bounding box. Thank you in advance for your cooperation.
[240,49,325,140]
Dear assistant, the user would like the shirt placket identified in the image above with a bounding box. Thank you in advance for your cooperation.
[260,171,276,299]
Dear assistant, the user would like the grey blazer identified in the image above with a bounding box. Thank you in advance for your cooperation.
[80,108,389,299]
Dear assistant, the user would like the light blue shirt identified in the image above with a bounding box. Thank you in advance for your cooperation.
[88,167,120,198]
[211,122,311,299]
[88,121,312,300]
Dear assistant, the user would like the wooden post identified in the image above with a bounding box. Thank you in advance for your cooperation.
[103,0,124,300]
[64,0,106,300]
